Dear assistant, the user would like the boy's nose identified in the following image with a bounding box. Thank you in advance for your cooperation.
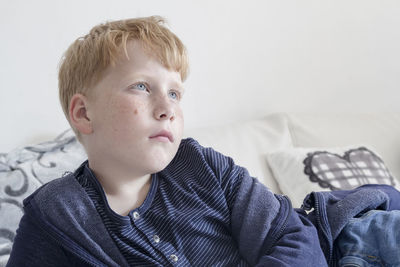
[153,97,175,121]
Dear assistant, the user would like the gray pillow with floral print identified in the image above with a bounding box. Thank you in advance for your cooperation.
[0,129,86,266]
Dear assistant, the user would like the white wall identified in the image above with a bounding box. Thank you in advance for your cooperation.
[1,0,400,152]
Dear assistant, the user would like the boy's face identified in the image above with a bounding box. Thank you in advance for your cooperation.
[84,40,184,176]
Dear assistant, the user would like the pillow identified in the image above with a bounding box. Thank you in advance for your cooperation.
[0,129,86,266]
[266,146,400,208]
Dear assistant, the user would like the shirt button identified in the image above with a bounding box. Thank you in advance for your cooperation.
[153,235,160,243]
[170,254,178,262]
[133,211,140,220]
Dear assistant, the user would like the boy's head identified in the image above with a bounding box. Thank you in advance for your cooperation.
[58,16,189,176]
[59,16,188,134]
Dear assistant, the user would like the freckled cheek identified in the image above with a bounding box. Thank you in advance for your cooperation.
[130,101,149,116]
[108,99,149,128]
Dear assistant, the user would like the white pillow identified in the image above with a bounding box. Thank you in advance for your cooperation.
[266,146,400,208]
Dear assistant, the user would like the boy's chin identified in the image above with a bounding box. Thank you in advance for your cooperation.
[146,159,174,174]
[147,149,180,173]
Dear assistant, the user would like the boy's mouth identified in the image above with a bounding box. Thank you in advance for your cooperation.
[149,130,174,143]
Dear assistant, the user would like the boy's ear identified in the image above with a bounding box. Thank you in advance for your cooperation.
[69,93,93,135]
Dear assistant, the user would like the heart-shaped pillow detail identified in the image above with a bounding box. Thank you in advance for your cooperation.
[303,147,396,191]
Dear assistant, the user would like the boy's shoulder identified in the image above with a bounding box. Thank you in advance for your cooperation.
[177,137,236,165]
[15,165,128,267]
[22,164,94,218]
[177,137,202,152]
[21,164,107,241]
[176,137,232,164]
[170,137,242,183]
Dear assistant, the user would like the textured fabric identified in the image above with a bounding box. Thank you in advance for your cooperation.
[336,210,400,267]
[301,184,400,266]
[7,138,326,266]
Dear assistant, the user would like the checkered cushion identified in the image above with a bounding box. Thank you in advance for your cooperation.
[266,146,400,208]
[303,147,396,190]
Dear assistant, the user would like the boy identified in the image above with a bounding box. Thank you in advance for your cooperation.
[7,16,326,266]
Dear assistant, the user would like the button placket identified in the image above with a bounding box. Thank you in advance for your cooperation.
[132,211,140,220]
[170,254,178,263]
[153,234,160,243]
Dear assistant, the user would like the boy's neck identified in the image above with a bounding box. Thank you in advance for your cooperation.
[88,162,153,216]
[105,175,152,216]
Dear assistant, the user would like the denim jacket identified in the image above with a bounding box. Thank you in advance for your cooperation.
[336,209,400,266]
[300,184,400,266]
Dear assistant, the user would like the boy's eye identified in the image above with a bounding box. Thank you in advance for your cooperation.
[131,83,148,91]
[168,91,180,100]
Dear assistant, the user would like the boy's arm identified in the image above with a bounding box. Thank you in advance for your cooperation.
[230,168,327,266]
[202,147,327,266]
[7,211,72,267]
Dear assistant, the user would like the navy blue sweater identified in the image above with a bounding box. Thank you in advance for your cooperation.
[7,138,326,266]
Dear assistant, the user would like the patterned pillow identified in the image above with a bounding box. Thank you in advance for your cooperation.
[303,147,396,190]
[266,146,400,208]
[0,129,86,266]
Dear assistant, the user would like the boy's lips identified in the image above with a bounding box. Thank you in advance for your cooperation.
[149,130,174,142]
